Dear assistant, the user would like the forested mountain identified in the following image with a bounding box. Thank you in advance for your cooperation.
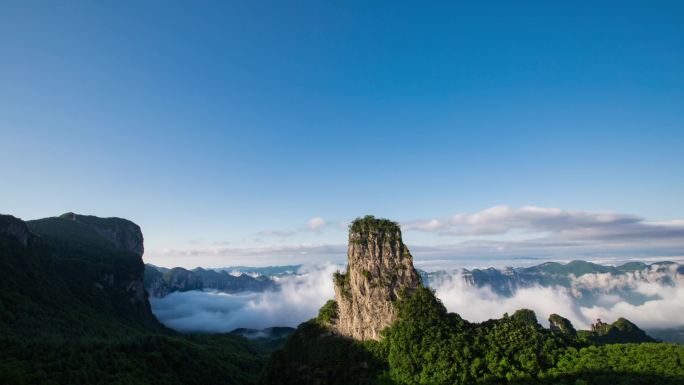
[0,213,285,385]
[262,216,684,385]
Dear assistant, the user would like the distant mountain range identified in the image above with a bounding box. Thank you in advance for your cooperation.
[422,259,684,343]
[422,259,683,305]
[146,258,684,343]
[146,259,683,306]
[144,264,276,297]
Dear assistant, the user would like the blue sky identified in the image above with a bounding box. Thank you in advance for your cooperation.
[1,1,683,267]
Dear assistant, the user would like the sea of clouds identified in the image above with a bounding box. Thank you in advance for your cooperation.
[431,265,684,330]
[150,262,684,333]
[150,264,341,332]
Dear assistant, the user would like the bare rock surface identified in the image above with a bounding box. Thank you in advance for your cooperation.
[333,215,421,341]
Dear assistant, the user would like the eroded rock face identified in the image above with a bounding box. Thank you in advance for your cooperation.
[549,313,577,336]
[333,216,421,341]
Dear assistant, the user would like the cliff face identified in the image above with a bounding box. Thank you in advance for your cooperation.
[25,213,157,322]
[60,212,144,256]
[333,215,421,341]
[1,213,164,338]
[53,213,147,304]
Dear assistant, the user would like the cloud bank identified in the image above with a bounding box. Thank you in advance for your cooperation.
[146,206,684,267]
[150,264,340,332]
[432,264,684,330]
[404,205,684,244]
[150,262,684,334]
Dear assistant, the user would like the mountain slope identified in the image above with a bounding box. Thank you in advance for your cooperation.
[0,213,281,385]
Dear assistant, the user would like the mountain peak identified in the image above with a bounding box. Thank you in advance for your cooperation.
[332,215,421,340]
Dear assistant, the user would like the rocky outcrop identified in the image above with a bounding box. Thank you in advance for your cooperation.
[549,314,577,336]
[332,215,421,341]
[60,212,144,256]
[26,213,149,306]
[0,214,30,247]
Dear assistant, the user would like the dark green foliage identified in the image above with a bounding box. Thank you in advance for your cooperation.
[260,321,388,385]
[333,268,351,299]
[543,343,684,384]
[0,214,281,385]
[579,317,656,344]
[349,215,401,236]
[264,287,684,385]
[510,308,541,327]
[317,300,338,325]
[0,333,272,385]
[382,288,573,384]
[382,287,469,384]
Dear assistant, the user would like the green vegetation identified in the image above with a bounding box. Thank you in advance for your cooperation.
[316,300,339,326]
[0,215,286,385]
[261,320,388,385]
[0,333,272,385]
[3,213,682,385]
[549,314,577,336]
[264,286,684,385]
[577,317,655,344]
[544,343,684,384]
[333,269,351,299]
[381,287,574,384]
[349,215,401,237]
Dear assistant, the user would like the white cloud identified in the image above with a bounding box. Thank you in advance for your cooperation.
[404,218,444,231]
[432,266,684,330]
[150,264,341,332]
[150,262,684,333]
[404,205,668,238]
[402,205,684,260]
[308,217,327,231]
[433,271,586,328]
[145,243,346,268]
[146,206,684,268]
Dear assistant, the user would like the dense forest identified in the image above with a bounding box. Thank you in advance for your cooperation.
[263,287,684,385]
[0,214,286,385]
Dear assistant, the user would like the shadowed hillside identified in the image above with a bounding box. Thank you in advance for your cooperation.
[0,213,285,385]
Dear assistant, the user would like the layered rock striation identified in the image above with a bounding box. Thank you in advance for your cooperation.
[332,215,421,340]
